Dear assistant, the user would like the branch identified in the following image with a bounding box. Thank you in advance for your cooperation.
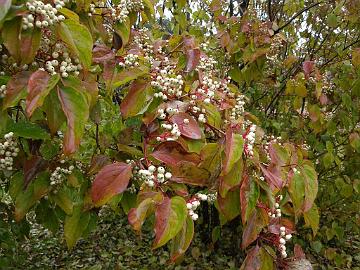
[274,1,322,34]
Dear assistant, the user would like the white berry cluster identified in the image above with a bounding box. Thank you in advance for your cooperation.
[127,183,137,194]
[88,1,105,17]
[136,165,172,187]
[278,226,292,258]
[200,41,211,53]
[196,56,217,73]
[245,124,256,156]
[38,42,82,77]
[119,54,140,68]
[152,65,184,100]
[157,121,182,142]
[133,29,154,63]
[0,84,7,98]
[23,0,67,30]
[230,95,245,120]
[0,132,19,171]
[110,0,144,23]
[268,195,283,218]
[50,164,75,189]
[186,199,201,221]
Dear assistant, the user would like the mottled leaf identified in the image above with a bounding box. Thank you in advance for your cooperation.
[170,112,202,140]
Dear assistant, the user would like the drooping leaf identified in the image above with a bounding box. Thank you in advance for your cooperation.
[152,141,200,166]
[170,112,202,140]
[3,71,31,110]
[114,18,130,48]
[64,205,90,249]
[171,161,210,186]
[0,0,11,23]
[7,121,50,140]
[91,162,133,206]
[170,215,194,262]
[153,196,187,249]
[26,71,60,117]
[111,65,149,90]
[217,188,240,222]
[58,86,90,155]
[241,208,268,249]
[223,128,244,175]
[260,164,283,189]
[57,19,93,69]
[1,17,21,61]
[240,245,275,270]
[120,80,150,118]
[185,48,200,72]
[219,158,243,198]
[240,174,259,224]
[304,203,320,236]
[288,171,305,216]
[202,102,222,129]
[42,88,66,134]
[20,27,41,65]
[302,163,318,212]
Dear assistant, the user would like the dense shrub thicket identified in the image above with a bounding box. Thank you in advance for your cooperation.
[0,0,359,269]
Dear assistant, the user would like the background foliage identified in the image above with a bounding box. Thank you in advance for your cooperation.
[0,0,359,269]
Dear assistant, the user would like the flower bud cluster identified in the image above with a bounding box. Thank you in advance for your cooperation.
[230,95,245,120]
[245,124,256,156]
[0,132,19,171]
[152,66,184,100]
[50,164,74,188]
[0,84,7,98]
[278,226,292,258]
[110,0,144,23]
[38,42,82,77]
[119,54,139,68]
[136,165,172,187]
[23,0,67,30]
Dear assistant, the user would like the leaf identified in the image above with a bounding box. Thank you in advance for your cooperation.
[20,27,41,65]
[128,194,160,231]
[50,188,74,215]
[304,203,319,236]
[202,102,221,129]
[58,86,90,155]
[240,245,275,270]
[152,141,200,166]
[303,61,314,79]
[242,209,268,249]
[288,170,305,216]
[185,48,200,72]
[171,161,210,186]
[23,155,48,188]
[219,158,243,198]
[120,80,150,118]
[7,121,50,140]
[42,88,66,134]
[170,113,202,139]
[223,128,244,175]
[260,164,283,189]
[15,172,50,221]
[217,188,240,222]
[0,0,11,23]
[240,174,259,224]
[111,66,149,90]
[115,18,130,48]
[170,215,194,262]
[2,71,31,110]
[58,7,79,21]
[153,196,187,249]
[1,17,21,61]
[327,13,337,28]
[26,71,60,117]
[302,163,318,212]
[64,205,90,249]
[91,162,133,206]
[57,19,93,69]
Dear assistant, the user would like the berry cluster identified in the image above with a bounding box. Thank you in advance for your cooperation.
[127,183,137,194]
[38,42,82,77]
[110,0,144,23]
[50,163,75,190]
[245,124,257,156]
[152,61,184,100]
[278,226,292,258]
[268,195,283,218]
[230,95,245,120]
[88,1,105,17]
[136,165,172,187]
[196,56,217,73]
[186,193,209,221]
[23,0,67,30]
[0,132,19,171]
[0,84,7,98]
[133,29,155,64]
[119,54,140,68]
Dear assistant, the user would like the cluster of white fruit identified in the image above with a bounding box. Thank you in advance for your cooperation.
[136,165,172,187]
[50,164,75,189]
[23,0,67,30]
[157,107,179,120]
[186,193,210,221]
[268,195,283,218]
[119,54,140,68]
[152,66,184,100]
[133,29,154,64]
[196,56,217,73]
[127,183,137,194]
[230,95,245,120]
[0,84,7,98]
[0,132,19,171]
[110,0,144,23]
[279,226,292,258]
[88,2,105,17]
[38,42,82,77]
[157,123,181,142]
[245,124,256,156]
[200,41,211,53]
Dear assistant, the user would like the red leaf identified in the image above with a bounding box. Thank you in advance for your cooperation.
[92,44,115,64]
[242,209,268,249]
[185,48,200,72]
[23,155,48,188]
[152,141,200,166]
[169,113,202,140]
[26,70,59,117]
[154,196,171,244]
[88,155,110,175]
[171,161,210,186]
[219,31,230,48]
[223,127,244,175]
[294,244,306,259]
[303,61,314,79]
[120,80,149,118]
[91,162,133,206]
[260,164,283,189]
[3,71,31,109]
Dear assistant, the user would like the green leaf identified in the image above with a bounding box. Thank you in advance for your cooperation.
[217,188,240,222]
[58,86,90,155]
[7,121,50,140]
[219,158,243,198]
[240,174,259,224]
[26,71,60,117]
[50,188,74,215]
[223,128,244,175]
[0,0,11,23]
[327,13,338,28]
[302,163,318,212]
[2,71,31,110]
[57,19,93,69]
[288,171,305,216]
[42,89,66,134]
[128,197,156,231]
[120,80,151,118]
[241,209,268,249]
[240,245,275,270]
[111,66,149,90]
[202,102,221,129]
[58,7,79,21]
[304,203,320,236]
[115,18,130,48]
[1,17,21,61]
[20,27,41,65]
[153,196,187,249]
[64,205,90,249]
[170,215,194,262]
